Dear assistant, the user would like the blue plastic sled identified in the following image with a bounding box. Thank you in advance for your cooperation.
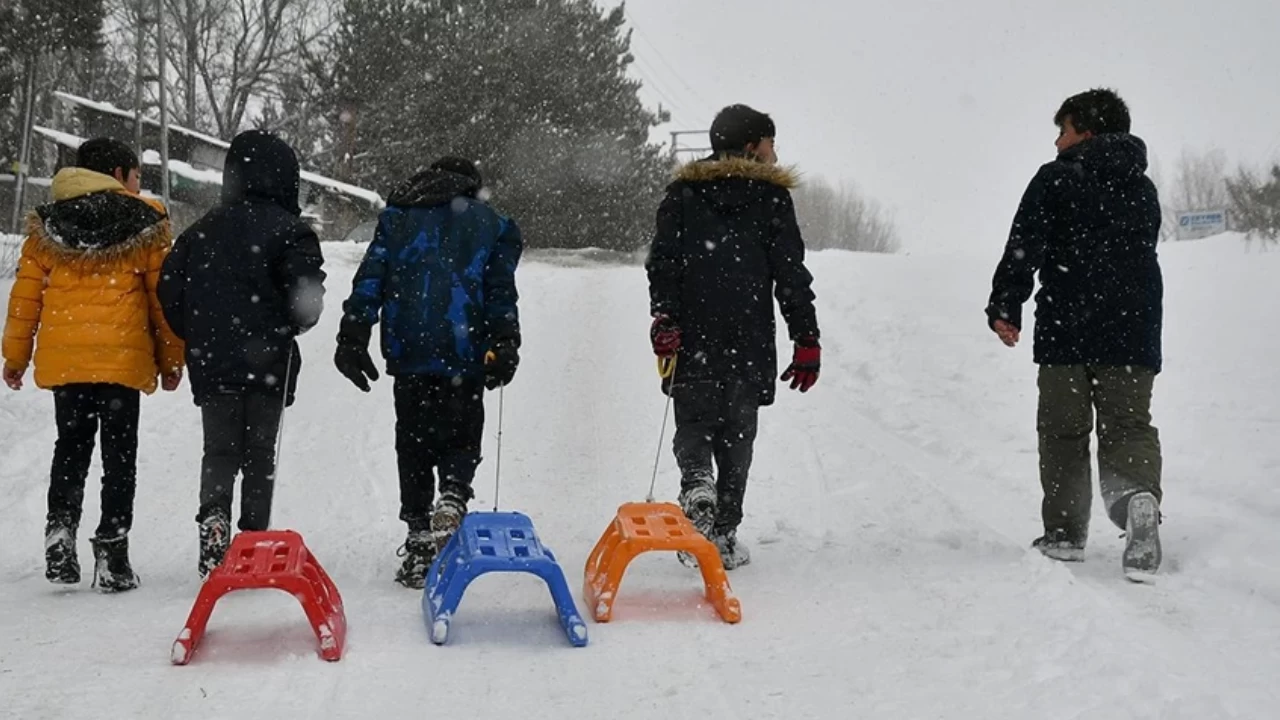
[423,511,588,647]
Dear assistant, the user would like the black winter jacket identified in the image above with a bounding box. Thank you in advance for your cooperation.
[987,133,1163,371]
[646,154,819,406]
[159,131,326,406]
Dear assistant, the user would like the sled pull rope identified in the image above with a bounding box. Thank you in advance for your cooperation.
[647,354,678,503]
[494,384,505,511]
[273,344,295,501]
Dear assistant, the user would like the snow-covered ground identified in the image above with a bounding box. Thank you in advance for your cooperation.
[1,235,1277,719]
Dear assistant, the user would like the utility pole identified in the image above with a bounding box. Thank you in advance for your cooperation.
[133,0,148,158]
[10,58,37,234]
[156,0,171,206]
[668,129,711,164]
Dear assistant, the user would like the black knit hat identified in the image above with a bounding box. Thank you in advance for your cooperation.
[431,156,482,186]
[709,104,776,152]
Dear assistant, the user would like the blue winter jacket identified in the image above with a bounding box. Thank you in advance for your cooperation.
[341,169,522,378]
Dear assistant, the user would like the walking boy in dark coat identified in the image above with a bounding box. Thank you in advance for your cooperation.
[646,104,821,569]
[333,157,522,589]
[159,130,326,577]
[986,88,1164,581]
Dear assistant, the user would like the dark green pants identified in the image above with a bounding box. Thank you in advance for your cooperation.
[1037,365,1162,538]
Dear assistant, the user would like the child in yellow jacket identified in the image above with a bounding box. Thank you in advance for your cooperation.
[2,138,185,593]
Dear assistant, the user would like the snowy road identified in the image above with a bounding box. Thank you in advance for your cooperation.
[1,237,1277,719]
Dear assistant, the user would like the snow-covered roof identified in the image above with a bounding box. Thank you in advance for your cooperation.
[32,125,84,149]
[45,93,385,208]
[300,171,384,209]
[0,174,52,187]
[142,151,224,186]
[54,91,231,150]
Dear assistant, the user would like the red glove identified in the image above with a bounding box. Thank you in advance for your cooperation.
[780,337,820,392]
[650,315,681,356]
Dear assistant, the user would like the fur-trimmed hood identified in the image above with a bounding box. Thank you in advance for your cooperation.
[673,154,799,211]
[674,154,799,188]
[28,168,169,260]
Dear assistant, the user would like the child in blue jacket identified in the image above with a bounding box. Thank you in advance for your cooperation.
[334,157,522,588]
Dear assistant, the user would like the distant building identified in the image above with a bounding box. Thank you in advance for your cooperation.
[5,91,383,242]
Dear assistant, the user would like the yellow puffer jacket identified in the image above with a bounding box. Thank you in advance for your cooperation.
[2,168,185,394]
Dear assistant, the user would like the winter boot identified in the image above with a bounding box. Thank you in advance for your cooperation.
[198,511,231,579]
[431,493,467,552]
[713,528,751,570]
[90,534,139,593]
[677,480,717,568]
[1122,492,1162,582]
[678,480,717,538]
[1032,527,1086,562]
[395,529,436,589]
[45,520,80,585]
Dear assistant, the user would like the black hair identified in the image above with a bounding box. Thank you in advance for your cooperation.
[1054,88,1131,135]
[709,104,776,153]
[431,156,481,185]
[76,137,140,178]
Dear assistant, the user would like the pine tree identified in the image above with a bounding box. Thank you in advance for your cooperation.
[1,0,109,166]
[327,0,669,250]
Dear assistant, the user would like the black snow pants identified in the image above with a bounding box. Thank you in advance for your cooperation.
[394,374,485,532]
[672,380,760,534]
[47,383,141,539]
[197,392,284,531]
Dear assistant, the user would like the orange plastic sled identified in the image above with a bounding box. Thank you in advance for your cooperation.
[583,502,741,623]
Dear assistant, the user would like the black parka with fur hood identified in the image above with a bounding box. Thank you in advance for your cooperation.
[646,153,819,406]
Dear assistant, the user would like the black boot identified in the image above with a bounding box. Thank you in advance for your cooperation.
[431,493,468,553]
[395,529,436,589]
[90,534,139,593]
[199,511,231,579]
[45,520,80,585]
[1032,527,1087,562]
[677,479,716,568]
[713,527,751,570]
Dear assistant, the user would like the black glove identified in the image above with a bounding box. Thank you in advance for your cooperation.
[484,340,519,390]
[334,316,379,392]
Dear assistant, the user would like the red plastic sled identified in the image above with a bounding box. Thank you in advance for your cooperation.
[171,530,346,665]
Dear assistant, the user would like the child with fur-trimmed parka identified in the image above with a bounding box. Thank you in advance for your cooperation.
[645,104,821,570]
[2,138,186,593]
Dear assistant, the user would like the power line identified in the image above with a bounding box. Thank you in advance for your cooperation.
[626,15,717,120]
[623,9,716,126]
[630,54,694,125]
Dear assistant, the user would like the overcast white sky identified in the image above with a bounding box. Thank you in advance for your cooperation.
[610,0,1280,254]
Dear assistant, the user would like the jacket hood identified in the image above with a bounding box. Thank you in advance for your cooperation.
[386,168,481,208]
[222,130,302,215]
[28,168,168,259]
[51,167,127,201]
[1058,133,1150,180]
[674,153,799,210]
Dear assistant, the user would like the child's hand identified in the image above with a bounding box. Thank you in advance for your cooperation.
[3,366,24,391]
[993,319,1020,348]
[162,370,183,392]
